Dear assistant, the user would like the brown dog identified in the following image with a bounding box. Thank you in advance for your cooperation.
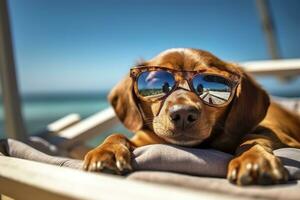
[83,48,300,185]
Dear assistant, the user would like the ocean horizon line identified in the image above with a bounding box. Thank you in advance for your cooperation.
[1,89,300,100]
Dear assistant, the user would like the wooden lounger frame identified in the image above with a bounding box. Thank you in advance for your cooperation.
[0,156,242,200]
[1,0,300,198]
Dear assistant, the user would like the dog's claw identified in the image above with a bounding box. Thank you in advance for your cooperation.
[96,161,103,171]
[83,164,88,171]
[228,168,237,183]
[91,162,97,171]
[116,159,133,173]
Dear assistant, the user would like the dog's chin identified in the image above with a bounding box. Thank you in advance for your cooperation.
[156,131,206,146]
[162,136,203,146]
[153,126,212,147]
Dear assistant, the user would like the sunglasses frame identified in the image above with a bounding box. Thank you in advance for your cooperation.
[130,66,241,107]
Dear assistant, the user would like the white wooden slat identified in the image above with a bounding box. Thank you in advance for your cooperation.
[57,107,119,148]
[47,114,81,133]
[241,59,300,76]
[0,156,242,200]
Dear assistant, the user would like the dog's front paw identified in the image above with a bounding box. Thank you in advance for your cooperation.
[227,147,289,185]
[83,144,132,175]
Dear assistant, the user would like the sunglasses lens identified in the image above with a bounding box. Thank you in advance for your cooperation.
[192,74,232,105]
[137,70,175,99]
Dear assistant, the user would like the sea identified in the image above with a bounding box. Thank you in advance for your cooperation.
[0,92,131,147]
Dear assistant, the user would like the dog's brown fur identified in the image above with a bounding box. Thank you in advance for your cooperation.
[83,48,300,185]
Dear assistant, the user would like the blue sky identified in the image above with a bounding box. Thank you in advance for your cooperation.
[7,0,300,94]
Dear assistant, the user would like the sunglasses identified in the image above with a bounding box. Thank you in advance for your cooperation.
[130,66,241,107]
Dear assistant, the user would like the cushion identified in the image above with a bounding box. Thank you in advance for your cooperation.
[133,144,300,180]
[1,139,300,180]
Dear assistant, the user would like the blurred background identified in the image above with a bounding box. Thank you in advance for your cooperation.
[0,0,299,146]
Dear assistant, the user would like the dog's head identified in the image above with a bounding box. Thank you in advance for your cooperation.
[109,48,270,149]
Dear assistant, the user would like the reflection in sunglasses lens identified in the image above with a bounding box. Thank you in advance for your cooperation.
[192,74,232,105]
[137,70,175,99]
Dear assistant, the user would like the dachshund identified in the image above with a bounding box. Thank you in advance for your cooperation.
[83,48,300,185]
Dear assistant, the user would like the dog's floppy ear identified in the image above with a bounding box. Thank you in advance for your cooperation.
[223,69,270,144]
[108,75,143,132]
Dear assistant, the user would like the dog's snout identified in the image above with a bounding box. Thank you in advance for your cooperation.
[169,105,199,129]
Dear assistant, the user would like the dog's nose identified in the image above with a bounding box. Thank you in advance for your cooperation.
[169,105,199,129]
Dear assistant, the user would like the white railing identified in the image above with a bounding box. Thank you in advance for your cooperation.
[243,59,300,76]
